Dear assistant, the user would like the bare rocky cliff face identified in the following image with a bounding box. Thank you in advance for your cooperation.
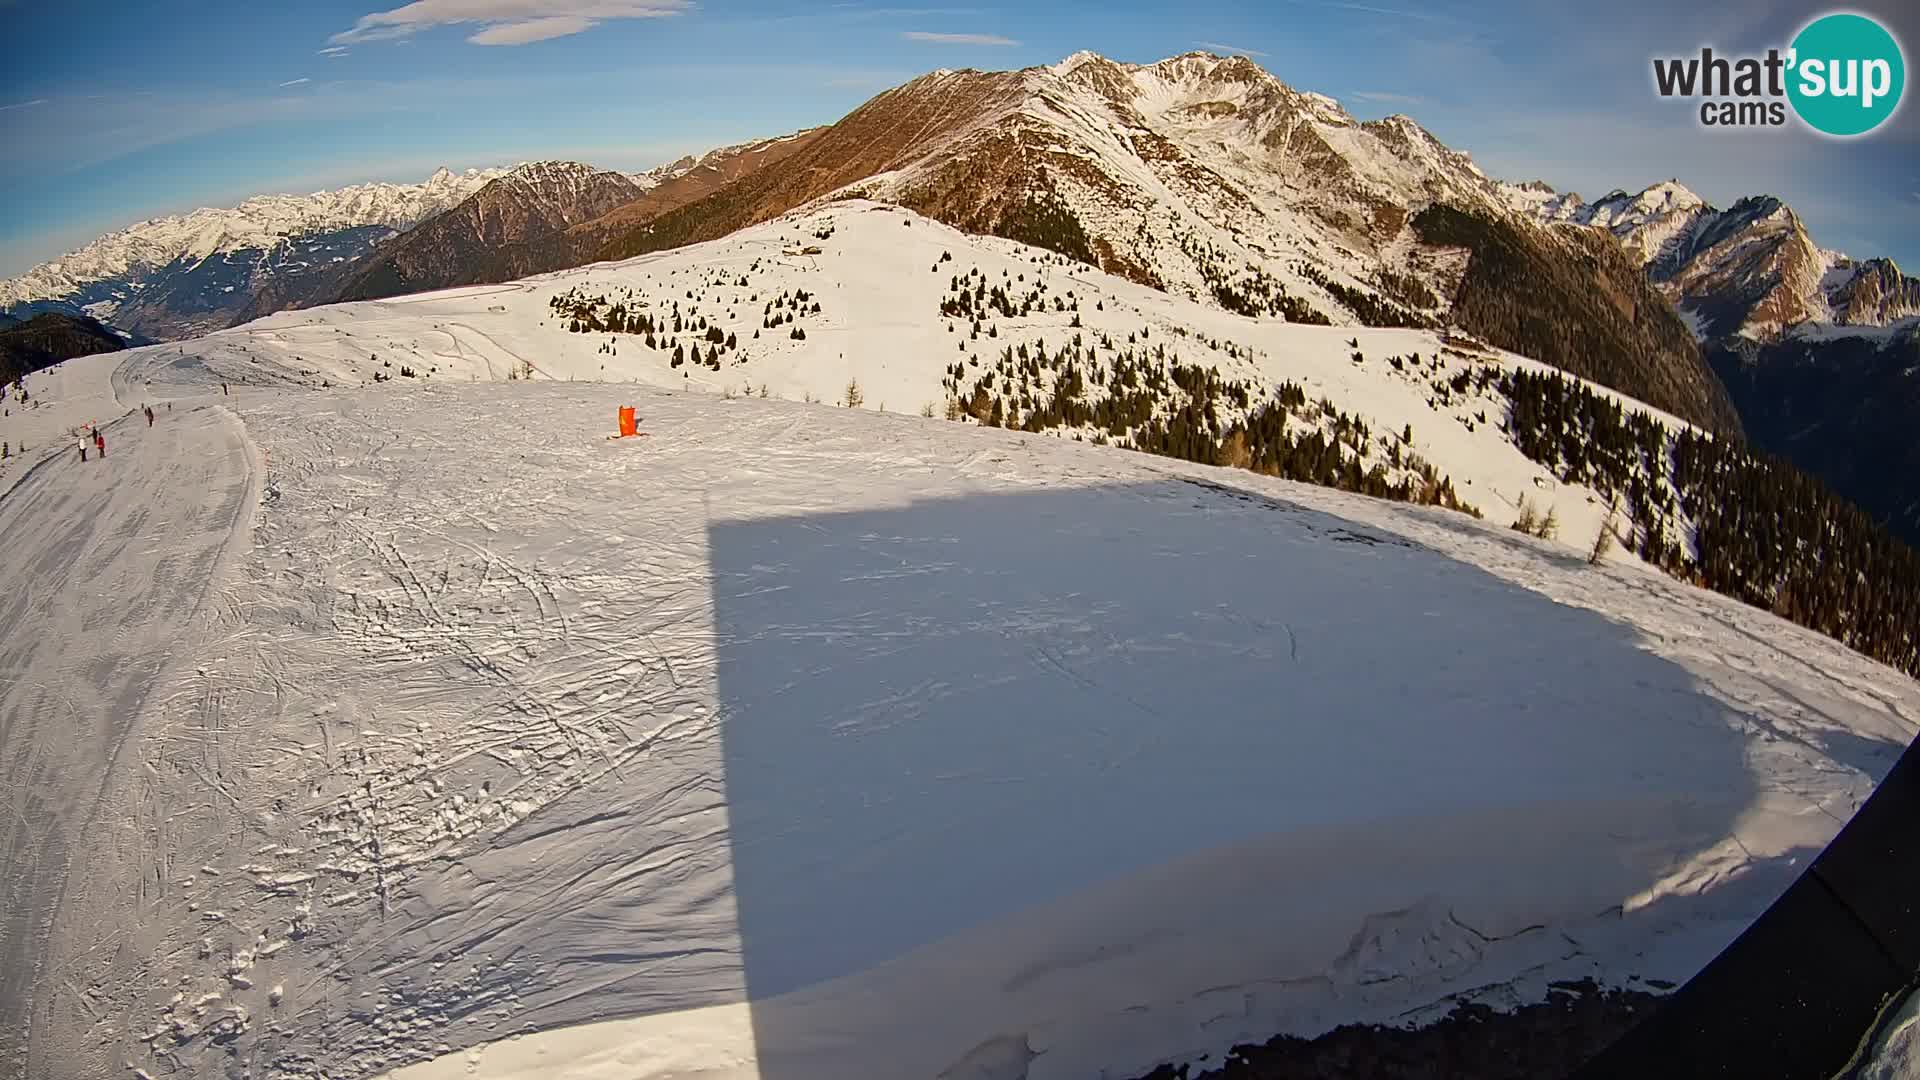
[1513,181,1920,342]
[1828,258,1920,326]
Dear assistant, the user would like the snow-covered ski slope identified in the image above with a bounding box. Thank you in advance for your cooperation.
[213,201,1690,564]
[0,203,1915,1080]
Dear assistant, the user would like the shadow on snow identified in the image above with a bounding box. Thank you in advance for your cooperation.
[706,479,1766,1077]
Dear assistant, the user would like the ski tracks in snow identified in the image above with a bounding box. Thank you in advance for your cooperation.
[6,373,1916,1080]
[0,399,259,1080]
[40,386,743,1079]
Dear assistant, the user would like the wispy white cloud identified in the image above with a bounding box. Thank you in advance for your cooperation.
[901,30,1017,45]
[1286,0,1448,22]
[468,15,593,43]
[0,98,47,112]
[0,91,360,188]
[1194,40,1266,57]
[331,1,690,47]
[319,45,350,56]
[823,5,983,13]
[279,78,312,87]
[1349,90,1425,105]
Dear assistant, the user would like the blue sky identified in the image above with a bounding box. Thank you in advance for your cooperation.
[2,0,1916,277]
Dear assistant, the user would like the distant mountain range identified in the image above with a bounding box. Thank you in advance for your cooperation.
[0,167,505,339]
[1,142,842,337]
[1508,180,1920,340]
[6,50,1917,539]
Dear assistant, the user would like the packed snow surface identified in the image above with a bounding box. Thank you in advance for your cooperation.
[1856,986,1920,1080]
[1,204,1914,1080]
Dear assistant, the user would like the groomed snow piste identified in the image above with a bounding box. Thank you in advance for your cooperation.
[1,204,1914,1080]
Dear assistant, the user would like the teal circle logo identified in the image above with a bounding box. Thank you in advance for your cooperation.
[1787,13,1905,136]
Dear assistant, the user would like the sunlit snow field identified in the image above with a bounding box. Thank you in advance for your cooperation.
[1,205,1912,1080]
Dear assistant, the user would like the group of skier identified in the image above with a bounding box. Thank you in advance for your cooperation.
[76,403,166,462]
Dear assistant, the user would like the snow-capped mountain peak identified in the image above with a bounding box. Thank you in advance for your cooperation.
[1050,49,1106,76]
[491,160,637,209]
[1538,179,1705,233]
[1638,179,1705,213]
[1507,176,1917,340]
[503,160,606,182]
[1579,180,1706,221]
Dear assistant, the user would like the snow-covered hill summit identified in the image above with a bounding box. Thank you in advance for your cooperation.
[228,199,1675,560]
[593,51,1739,436]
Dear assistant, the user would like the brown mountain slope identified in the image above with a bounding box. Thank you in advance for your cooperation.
[598,69,1029,262]
[564,129,827,255]
[1654,196,1831,340]
[1412,204,1743,436]
[332,162,645,303]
